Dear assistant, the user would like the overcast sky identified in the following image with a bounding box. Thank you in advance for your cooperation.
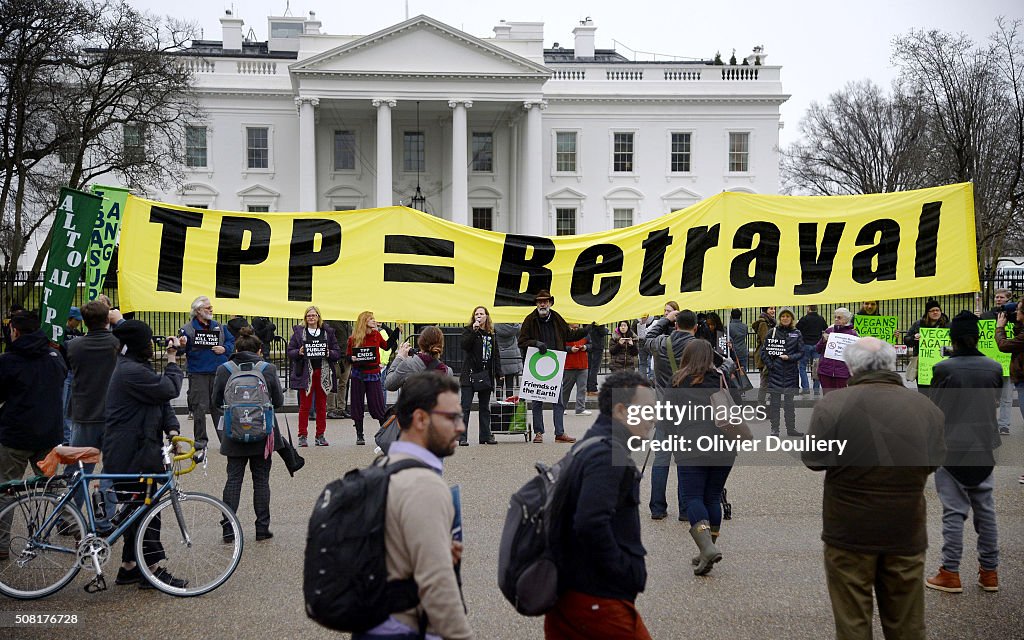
[130,0,1021,147]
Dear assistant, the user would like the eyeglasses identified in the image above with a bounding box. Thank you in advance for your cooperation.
[429,410,464,424]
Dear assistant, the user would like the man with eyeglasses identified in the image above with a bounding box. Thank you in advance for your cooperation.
[354,372,473,640]
[178,296,234,452]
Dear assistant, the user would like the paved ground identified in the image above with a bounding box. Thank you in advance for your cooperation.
[5,407,1024,640]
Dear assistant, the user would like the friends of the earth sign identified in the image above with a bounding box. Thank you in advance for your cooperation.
[117,184,979,323]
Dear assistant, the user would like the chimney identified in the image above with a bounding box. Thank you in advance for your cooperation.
[220,10,244,51]
[304,11,322,35]
[573,17,595,59]
[493,20,511,40]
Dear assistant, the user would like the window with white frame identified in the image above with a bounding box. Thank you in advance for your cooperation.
[403,131,424,173]
[728,132,750,172]
[472,207,494,230]
[613,208,633,229]
[555,208,577,236]
[185,126,207,168]
[670,132,691,173]
[612,132,635,173]
[555,131,577,172]
[247,205,270,213]
[471,132,493,173]
[246,127,269,169]
[333,130,356,171]
[123,124,145,163]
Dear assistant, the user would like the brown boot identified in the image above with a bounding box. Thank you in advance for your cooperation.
[925,567,962,593]
[978,567,999,592]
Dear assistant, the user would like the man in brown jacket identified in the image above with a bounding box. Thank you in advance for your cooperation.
[354,373,473,640]
[803,337,946,640]
[995,300,1024,485]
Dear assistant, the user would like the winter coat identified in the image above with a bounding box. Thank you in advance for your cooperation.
[494,323,523,376]
[66,329,120,426]
[996,322,1024,384]
[760,325,804,391]
[180,318,235,374]
[815,324,859,379]
[670,372,738,464]
[0,331,66,451]
[728,319,749,362]
[287,324,342,392]
[385,352,453,391]
[103,356,183,474]
[639,317,696,390]
[608,331,639,372]
[930,349,1003,464]
[904,315,950,357]
[797,312,829,346]
[213,351,286,458]
[564,338,591,370]
[459,327,500,388]
[750,313,776,369]
[518,309,587,356]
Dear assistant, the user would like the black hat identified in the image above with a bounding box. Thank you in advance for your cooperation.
[924,299,941,313]
[113,319,153,356]
[948,310,979,342]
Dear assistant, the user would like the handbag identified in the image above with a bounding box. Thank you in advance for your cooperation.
[469,369,493,392]
[730,354,754,392]
[905,356,919,382]
[276,417,305,477]
[711,372,754,440]
[374,413,401,454]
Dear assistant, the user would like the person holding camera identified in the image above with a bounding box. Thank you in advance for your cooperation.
[458,307,499,446]
[608,320,639,372]
[996,300,1024,467]
[983,290,1016,435]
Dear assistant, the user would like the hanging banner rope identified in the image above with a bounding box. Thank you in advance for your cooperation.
[117,183,979,323]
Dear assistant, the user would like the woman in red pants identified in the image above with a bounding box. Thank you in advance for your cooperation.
[287,305,341,447]
[347,310,389,446]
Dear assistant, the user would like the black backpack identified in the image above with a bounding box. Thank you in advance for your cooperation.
[497,436,607,616]
[304,457,430,632]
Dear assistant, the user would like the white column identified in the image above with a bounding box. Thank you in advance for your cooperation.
[521,100,546,235]
[449,99,472,226]
[372,98,396,207]
[296,97,319,211]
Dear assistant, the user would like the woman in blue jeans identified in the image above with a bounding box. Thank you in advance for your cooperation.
[669,339,738,576]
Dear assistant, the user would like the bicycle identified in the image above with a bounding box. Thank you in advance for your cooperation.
[0,436,243,599]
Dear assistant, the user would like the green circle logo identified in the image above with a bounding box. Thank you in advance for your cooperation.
[529,351,560,381]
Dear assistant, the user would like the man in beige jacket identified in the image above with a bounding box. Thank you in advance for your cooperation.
[354,373,473,640]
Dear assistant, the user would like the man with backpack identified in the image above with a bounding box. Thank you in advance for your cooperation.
[305,372,473,639]
[178,296,234,451]
[545,371,656,639]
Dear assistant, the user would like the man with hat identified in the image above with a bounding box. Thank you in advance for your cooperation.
[518,290,589,443]
[926,311,1003,594]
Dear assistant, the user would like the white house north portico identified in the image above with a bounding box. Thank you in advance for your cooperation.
[164,11,788,236]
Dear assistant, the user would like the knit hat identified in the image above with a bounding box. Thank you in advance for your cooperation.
[948,310,979,342]
[924,299,941,313]
[112,319,153,356]
[778,307,795,320]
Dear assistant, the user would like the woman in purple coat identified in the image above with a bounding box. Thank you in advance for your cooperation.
[287,305,342,447]
[815,307,859,395]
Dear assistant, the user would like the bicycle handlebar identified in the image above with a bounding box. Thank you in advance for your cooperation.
[165,436,197,476]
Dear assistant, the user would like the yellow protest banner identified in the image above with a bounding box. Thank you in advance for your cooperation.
[117,183,979,323]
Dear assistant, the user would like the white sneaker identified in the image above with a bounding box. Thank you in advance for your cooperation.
[576,410,593,416]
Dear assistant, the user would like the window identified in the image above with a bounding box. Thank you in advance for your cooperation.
[270,21,303,38]
[334,206,356,211]
[670,132,691,172]
[472,207,493,230]
[247,205,270,213]
[57,124,78,165]
[403,132,424,173]
[613,208,633,229]
[613,132,634,172]
[555,208,576,236]
[333,130,356,171]
[187,204,209,209]
[185,126,207,168]
[555,132,577,172]
[471,133,493,173]
[246,127,269,169]
[728,132,749,172]
[123,124,145,163]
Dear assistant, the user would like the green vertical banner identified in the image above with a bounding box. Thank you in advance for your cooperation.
[978,320,1014,376]
[40,187,103,343]
[87,184,130,301]
[917,327,951,386]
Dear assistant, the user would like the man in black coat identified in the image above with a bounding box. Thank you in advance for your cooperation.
[0,312,66,484]
[546,371,656,638]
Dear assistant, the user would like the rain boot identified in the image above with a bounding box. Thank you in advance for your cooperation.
[692,526,720,566]
[690,521,722,576]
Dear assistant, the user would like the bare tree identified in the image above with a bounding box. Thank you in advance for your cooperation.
[781,79,929,196]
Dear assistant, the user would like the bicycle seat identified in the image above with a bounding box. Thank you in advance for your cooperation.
[38,446,102,477]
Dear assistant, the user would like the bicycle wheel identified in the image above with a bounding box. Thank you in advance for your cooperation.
[134,492,242,596]
[0,495,84,599]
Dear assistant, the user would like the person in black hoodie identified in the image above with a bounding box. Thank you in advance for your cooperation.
[796,305,828,396]
[546,371,656,639]
[0,311,65,484]
[459,306,499,446]
[760,307,804,437]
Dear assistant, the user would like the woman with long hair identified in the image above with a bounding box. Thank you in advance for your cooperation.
[213,327,284,541]
[458,306,499,445]
[348,310,389,445]
[608,320,638,372]
[385,325,453,391]
[905,299,950,397]
[287,305,342,447]
[671,339,738,576]
[815,307,859,394]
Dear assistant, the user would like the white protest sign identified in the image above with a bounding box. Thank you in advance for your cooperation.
[824,332,860,362]
[519,347,566,403]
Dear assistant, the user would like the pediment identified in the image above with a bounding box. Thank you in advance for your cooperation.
[291,15,550,79]
[236,184,280,198]
[661,185,702,201]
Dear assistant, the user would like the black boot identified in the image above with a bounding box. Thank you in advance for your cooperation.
[355,425,365,446]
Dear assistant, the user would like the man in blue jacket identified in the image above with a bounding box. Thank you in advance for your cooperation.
[178,296,234,451]
[545,371,656,639]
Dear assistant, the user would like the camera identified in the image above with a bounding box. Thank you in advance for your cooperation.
[941,346,954,357]
[1000,301,1019,315]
